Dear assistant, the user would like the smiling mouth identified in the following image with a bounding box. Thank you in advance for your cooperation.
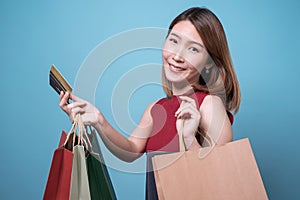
[169,64,187,72]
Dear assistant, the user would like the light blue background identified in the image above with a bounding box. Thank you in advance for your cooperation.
[1,0,299,199]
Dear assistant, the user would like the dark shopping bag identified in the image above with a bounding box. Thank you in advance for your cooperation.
[146,151,170,200]
[85,127,117,200]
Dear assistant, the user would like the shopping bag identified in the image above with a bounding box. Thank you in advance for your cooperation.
[43,131,74,200]
[152,138,269,200]
[44,113,91,200]
[146,152,169,200]
[85,127,117,200]
[69,114,92,200]
[69,145,91,200]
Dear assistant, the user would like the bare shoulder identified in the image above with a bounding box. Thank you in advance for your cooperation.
[138,100,159,126]
[200,95,226,114]
[200,95,232,144]
[144,100,159,114]
[147,100,159,109]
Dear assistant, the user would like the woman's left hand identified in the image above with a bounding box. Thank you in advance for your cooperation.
[175,96,201,149]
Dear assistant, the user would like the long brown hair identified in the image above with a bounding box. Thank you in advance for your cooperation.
[162,7,241,114]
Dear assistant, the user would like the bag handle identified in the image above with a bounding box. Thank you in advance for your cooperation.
[63,114,92,149]
[178,119,186,152]
[77,114,92,149]
[63,114,79,147]
[178,119,216,159]
[197,131,216,159]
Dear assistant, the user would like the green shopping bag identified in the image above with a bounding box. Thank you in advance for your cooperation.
[86,127,117,200]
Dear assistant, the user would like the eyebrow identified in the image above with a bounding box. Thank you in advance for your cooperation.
[170,33,204,48]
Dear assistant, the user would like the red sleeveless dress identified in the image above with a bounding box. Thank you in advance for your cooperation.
[145,91,233,200]
[145,92,233,152]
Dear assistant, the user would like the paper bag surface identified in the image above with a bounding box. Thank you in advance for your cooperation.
[152,138,268,200]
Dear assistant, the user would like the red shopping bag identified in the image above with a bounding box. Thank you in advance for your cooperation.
[43,131,74,200]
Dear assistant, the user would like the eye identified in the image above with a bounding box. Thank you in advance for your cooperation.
[189,47,199,53]
[169,38,178,44]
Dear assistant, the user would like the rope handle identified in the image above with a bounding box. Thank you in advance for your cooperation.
[77,115,92,149]
[63,114,92,150]
[178,119,186,152]
[178,119,216,158]
[63,114,78,147]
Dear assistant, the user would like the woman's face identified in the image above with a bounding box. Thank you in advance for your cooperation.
[162,20,209,85]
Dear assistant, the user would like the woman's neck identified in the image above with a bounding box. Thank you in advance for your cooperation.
[172,82,194,96]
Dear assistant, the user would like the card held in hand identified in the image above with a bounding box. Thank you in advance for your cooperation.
[49,64,73,95]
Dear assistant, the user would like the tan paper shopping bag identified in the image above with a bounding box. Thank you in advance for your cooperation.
[152,138,268,200]
[69,145,91,200]
[68,114,92,200]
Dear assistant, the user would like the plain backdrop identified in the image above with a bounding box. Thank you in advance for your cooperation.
[1,0,299,199]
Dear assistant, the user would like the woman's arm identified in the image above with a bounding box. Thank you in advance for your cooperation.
[60,92,155,162]
[199,95,233,145]
[93,102,155,162]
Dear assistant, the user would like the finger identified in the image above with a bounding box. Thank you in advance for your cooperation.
[175,99,197,116]
[175,100,188,117]
[67,101,87,109]
[176,105,199,119]
[71,107,86,116]
[59,91,64,101]
[178,96,197,107]
[175,96,197,115]
[176,109,195,119]
[59,91,70,107]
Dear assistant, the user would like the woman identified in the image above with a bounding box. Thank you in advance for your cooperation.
[60,6,241,198]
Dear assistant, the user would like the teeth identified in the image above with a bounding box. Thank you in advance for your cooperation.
[170,64,186,71]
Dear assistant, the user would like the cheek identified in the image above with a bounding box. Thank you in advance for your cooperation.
[193,62,205,73]
[162,49,171,63]
[189,54,209,72]
[188,66,201,78]
[162,41,177,59]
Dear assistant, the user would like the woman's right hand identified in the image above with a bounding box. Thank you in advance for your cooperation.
[59,91,104,126]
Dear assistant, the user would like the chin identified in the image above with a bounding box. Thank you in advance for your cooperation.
[165,72,188,84]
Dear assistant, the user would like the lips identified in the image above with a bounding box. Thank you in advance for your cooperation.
[169,63,187,72]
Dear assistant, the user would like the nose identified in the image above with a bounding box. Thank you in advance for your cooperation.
[173,51,185,63]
